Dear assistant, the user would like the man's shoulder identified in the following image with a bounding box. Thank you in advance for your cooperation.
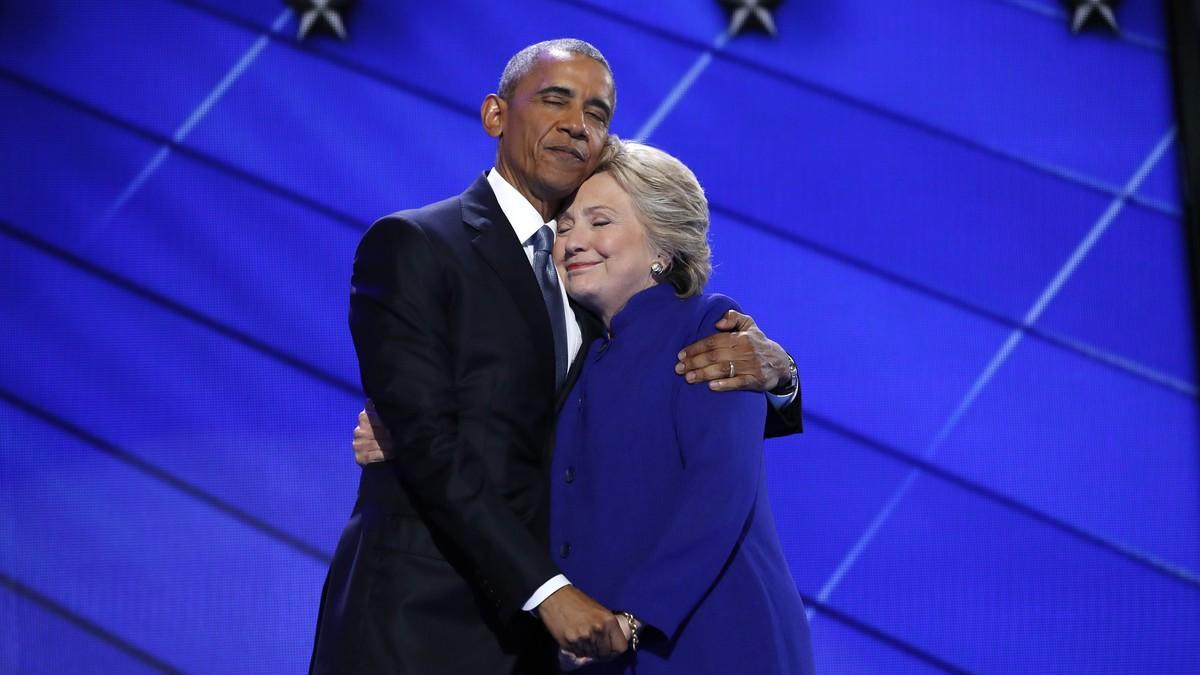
[372,193,462,234]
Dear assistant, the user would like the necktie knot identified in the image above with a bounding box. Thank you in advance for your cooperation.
[529,224,555,255]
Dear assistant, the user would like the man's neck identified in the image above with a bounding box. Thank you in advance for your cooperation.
[494,164,560,221]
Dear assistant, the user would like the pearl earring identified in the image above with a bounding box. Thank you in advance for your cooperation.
[650,261,665,276]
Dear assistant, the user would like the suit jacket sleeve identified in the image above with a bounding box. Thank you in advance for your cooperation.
[613,298,766,640]
[349,216,560,620]
[764,378,803,439]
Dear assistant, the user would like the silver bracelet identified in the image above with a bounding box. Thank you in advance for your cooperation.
[619,611,642,652]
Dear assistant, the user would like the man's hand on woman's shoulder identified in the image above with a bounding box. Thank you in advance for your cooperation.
[675,309,794,393]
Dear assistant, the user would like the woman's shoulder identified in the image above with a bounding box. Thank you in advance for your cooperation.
[679,292,744,338]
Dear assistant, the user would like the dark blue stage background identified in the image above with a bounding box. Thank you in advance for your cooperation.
[2,1,1198,672]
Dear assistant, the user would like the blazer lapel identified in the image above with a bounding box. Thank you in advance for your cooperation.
[461,173,556,392]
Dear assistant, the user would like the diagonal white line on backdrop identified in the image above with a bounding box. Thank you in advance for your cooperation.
[809,126,1178,621]
[633,30,730,142]
[93,8,293,235]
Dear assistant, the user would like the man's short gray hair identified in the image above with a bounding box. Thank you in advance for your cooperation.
[595,139,712,298]
[498,38,615,105]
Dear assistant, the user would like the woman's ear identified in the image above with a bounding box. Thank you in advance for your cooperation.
[481,94,505,138]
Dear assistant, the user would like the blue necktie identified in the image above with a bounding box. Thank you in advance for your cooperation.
[529,224,568,390]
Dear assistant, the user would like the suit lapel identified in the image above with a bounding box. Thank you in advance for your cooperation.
[461,174,556,392]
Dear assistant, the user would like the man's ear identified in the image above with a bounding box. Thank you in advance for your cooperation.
[481,94,505,139]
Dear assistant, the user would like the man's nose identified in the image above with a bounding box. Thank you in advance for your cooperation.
[558,107,588,140]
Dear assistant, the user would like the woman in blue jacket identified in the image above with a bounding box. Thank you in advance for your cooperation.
[549,140,813,674]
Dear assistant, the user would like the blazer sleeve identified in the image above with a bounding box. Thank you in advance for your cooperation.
[613,298,766,640]
[349,216,560,621]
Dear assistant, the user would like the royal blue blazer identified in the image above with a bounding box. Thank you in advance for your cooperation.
[550,284,814,674]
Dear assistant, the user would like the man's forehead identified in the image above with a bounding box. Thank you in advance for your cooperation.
[523,52,613,94]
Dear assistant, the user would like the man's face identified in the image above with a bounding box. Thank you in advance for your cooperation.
[492,52,614,204]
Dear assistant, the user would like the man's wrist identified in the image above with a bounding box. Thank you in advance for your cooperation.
[769,354,798,395]
[523,574,571,614]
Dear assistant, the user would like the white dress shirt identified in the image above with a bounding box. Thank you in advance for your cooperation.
[486,168,576,611]
[487,169,583,371]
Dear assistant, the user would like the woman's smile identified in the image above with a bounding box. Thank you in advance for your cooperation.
[565,260,601,273]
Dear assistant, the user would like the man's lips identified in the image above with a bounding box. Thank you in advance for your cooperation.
[565,261,600,272]
[547,145,585,161]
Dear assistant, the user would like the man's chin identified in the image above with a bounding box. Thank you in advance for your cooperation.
[543,161,595,185]
[538,174,589,201]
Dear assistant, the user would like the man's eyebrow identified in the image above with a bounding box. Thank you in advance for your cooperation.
[536,85,574,98]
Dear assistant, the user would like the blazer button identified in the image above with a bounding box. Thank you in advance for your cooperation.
[559,542,571,559]
[564,466,575,484]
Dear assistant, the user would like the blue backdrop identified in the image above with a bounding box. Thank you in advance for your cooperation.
[1,1,1197,672]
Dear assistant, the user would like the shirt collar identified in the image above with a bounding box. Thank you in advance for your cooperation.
[487,168,555,245]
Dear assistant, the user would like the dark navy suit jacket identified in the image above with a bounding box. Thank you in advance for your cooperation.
[551,284,814,674]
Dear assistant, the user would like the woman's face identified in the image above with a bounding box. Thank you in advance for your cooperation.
[554,172,660,324]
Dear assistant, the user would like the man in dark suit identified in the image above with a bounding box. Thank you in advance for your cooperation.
[310,39,801,674]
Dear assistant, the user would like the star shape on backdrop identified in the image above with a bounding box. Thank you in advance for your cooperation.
[1063,0,1121,34]
[288,0,352,41]
[720,0,782,38]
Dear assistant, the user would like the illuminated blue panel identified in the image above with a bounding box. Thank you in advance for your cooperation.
[765,428,914,594]
[0,82,361,385]
[0,586,159,674]
[831,477,1200,673]
[0,1,261,135]
[651,57,1114,320]
[0,79,155,231]
[1137,142,1184,209]
[570,0,727,44]
[1012,0,1167,41]
[0,235,362,554]
[703,210,1020,456]
[807,613,949,675]
[182,0,707,141]
[1036,203,1196,386]
[184,45,493,223]
[936,337,1200,576]
[589,0,1173,191]
[0,401,329,673]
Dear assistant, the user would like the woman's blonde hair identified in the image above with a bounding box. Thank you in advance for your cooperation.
[594,137,711,297]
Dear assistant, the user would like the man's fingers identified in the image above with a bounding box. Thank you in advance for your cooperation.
[708,375,757,392]
[679,345,739,374]
[677,334,732,362]
[714,309,756,332]
[684,358,764,385]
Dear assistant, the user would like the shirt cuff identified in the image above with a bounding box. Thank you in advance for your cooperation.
[523,574,571,613]
[766,382,798,410]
